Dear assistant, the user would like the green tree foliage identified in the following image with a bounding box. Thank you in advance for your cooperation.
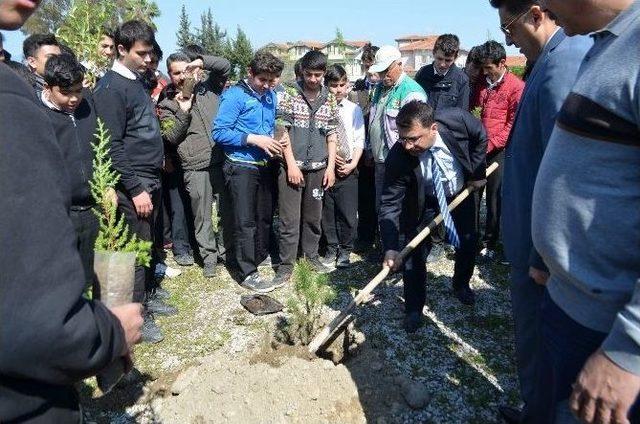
[21,0,160,36]
[197,8,226,57]
[227,26,253,79]
[176,4,194,49]
[90,119,152,267]
[335,27,346,52]
[279,259,337,345]
[510,65,526,80]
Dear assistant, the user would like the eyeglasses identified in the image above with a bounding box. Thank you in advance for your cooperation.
[500,9,529,36]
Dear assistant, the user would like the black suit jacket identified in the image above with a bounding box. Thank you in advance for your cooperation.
[379,107,487,251]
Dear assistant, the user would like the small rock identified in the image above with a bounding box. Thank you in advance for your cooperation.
[400,380,431,410]
[370,361,383,372]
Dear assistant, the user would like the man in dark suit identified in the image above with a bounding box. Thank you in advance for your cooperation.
[380,101,487,332]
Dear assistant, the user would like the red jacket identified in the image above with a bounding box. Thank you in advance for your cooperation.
[474,71,524,154]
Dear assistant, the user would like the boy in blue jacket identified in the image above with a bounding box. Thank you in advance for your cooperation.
[212,51,284,293]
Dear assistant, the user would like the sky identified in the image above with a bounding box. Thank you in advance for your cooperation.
[1,0,517,67]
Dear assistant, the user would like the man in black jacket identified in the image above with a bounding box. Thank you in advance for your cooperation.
[93,20,166,343]
[380,101,486,332]
[414,34,470,111]
[0,1,143,421]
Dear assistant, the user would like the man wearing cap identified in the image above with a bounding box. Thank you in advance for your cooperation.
[367,45,427,235]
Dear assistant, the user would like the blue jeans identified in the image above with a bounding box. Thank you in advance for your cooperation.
[528,292,640,423]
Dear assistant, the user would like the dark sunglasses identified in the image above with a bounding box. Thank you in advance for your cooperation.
[500,9,529,36]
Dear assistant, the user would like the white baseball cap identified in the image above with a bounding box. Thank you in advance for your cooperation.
[369,45,402,73]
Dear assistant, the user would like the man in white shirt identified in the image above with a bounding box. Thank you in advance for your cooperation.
[321,65,365,268]
[381,100,487,332]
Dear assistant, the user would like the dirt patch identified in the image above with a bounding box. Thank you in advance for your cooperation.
[153,339,406,424]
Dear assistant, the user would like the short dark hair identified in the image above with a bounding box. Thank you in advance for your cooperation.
[182,44,206,61]
[434,34,460,57]
[101,28,115,39]
[58,44,77,59]
[396,100,435,130]
[43,53,84,89]
[300,50,327,72]
[152,40,163,61]
[23,33,59,58]
[466,45,483,66]
[166,52,190,72]
[293,58,303,79]
[479,40,506,65]
[114,20,155,58]
[361,43,379,64]
[324,64,347,85]
[490,0,537,15]
[249,50,284,76]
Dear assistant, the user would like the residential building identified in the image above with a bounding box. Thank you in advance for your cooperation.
[395,34,469,76]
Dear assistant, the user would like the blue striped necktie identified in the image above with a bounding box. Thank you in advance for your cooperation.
[429,151,460,248]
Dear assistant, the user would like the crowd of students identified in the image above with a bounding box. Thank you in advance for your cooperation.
[2,0,640,422]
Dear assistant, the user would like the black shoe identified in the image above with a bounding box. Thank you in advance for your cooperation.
[319,248,337,268]
[152,286,170,300]
[271,267,292,289]
[145,297,178,316]
[454,286,476,306]
[498,405,521,424]
[174,254,194,266]
[241,273,277,294]
[426,245,445,263]
[307,256,332,274]
[203,262,216,278]
[403,312,423,333]
[336,250,351,269]
[141,313,164,344]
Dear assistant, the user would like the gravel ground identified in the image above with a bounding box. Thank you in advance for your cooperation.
[80,245,518,424]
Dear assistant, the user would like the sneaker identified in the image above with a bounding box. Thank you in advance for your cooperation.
[203,262,216,278]
[152,286,170,300]
[258,256,272,268]
[479,247,497,260]
[174,254,194,266]
[307,256,332,274]
[164,265,182,278]
[154,262,167,278]
[241,273,277,294]
[141,313,164,344]
[271,267,292,289]
[336,250,351,269]
[146,296,178,316]
[319,251,337,268]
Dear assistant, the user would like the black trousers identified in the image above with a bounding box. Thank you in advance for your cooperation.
[223,161,273,280]
[278,167,325,267]
[356,160,376,247]
[117,179,161,303]
[69,206,99,287]
[481,149,504,249]
[158,168,193,257]
[322,172,358,253]
[403,193,479,314]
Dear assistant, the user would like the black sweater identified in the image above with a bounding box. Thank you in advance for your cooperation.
[0,63,126,422]
[93,69,163,196]
[41,90,97,206]
[414,63,470,112]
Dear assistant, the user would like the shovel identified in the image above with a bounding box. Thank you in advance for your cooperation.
[308,162,499,353]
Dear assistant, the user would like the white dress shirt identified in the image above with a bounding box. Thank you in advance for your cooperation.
[419,131,464,197]
[338,98,365,161]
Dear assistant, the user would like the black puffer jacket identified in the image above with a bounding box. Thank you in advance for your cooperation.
[41,89,97,206]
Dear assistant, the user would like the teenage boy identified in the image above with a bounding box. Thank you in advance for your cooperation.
[0,1,142,422]
[320,64,365,268]
[273,50,339,285]
[213,51,284,292]
[93,20,167,344]
[415,33,470,111]
[40,53,99,290]
[473,40,524,259]
[22,32,61,92]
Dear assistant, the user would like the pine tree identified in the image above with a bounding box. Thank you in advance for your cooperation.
[230,26,253,79]
[196,8,226,56]
[335,27,346,52]
[176,4,194,49]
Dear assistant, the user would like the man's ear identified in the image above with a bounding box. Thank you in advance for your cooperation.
[431,122,438,133]
[117,44,127,59]
[26,55,37,71]
[531,5,544,26]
